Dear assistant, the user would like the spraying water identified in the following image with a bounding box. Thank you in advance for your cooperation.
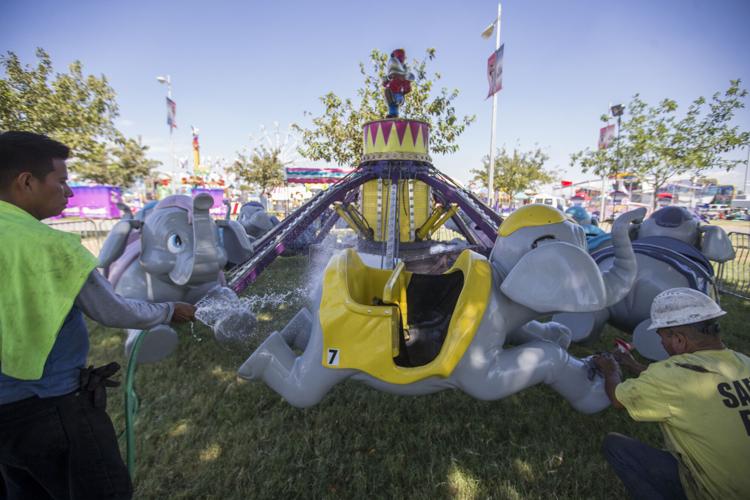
[193,232,346,349]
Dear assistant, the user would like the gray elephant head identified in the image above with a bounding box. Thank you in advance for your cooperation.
[238,201,279,238]
[637,206,734,262]
[639,206,700,245]
[139,194,228,286]
[490,204,646,312]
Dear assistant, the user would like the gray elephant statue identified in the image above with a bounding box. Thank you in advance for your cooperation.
[236,200,316,254]
[554,205,735,360]
[98,194,255,362]
[237,205,646,413]
[237,201,280,239]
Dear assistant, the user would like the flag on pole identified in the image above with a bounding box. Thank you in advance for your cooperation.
[191,126,200,171]
[486,44,504,98]
[598,124,616,149]
[166,97,177,131]
[481,20,496,39]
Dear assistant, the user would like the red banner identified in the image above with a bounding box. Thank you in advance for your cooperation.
[598,124,615,149]
[486,44,504,98]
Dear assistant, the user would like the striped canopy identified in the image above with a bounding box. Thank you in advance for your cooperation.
[285,166,355,184]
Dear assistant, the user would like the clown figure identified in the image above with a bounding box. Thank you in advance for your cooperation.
[383,49,415,118]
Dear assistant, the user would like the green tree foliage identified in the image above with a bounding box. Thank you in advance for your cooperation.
[293,49,476,166]
[470,147,556,202]
[73,137,161,188]
[0,48,159,187]
[228,147,287,194]
[571,80,750,208]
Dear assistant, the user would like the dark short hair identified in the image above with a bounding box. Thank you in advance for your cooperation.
[679,318,721,338]
[0,131,70,188]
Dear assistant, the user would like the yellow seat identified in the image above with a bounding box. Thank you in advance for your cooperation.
[319,249,492,384]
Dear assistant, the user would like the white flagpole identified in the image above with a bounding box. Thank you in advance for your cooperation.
[487,2,502,209]
[600,102,611,219]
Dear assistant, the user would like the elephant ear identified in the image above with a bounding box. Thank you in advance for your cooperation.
[700,225,735,263]
[500,241,607,313]
[98,220,140,272]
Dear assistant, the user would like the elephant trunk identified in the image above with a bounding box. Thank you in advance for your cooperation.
[600,208,646,307]
[169,194,226,286]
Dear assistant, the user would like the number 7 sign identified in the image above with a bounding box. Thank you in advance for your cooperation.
[327,348,340,366]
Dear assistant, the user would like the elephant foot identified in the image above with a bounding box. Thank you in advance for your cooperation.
[544,322,572,349]
[238,331,291,380]
[124,325,179,364]
[550,355,611,414]
[279,308,313,350]
[508,320,571,349]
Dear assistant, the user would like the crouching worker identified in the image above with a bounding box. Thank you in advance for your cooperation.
[594,288,750,499]
[0,132,196,500]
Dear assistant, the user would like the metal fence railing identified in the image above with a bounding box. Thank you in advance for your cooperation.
[715,232,750,300]
[44,218,119,256]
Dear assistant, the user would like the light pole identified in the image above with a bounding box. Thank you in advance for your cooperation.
[156,75,177,174]
[610,104,625,215]
[743,145,750,197]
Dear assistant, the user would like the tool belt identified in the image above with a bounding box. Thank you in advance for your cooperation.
[79,362,121,410]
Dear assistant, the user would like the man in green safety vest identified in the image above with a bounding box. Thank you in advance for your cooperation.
[0,131,196,500]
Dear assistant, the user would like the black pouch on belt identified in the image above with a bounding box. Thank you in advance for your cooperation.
[79,362,121,410]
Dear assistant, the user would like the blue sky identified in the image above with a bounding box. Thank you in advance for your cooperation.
[2,0,749,188]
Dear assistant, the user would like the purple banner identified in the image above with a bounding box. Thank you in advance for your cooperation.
[192,188,227,217]
[59,186,123,219]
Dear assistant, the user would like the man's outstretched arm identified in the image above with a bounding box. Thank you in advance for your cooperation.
[75,270,195,329]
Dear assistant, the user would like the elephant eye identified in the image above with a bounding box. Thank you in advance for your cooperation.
[167,233,185,253]
[531,235,556,249]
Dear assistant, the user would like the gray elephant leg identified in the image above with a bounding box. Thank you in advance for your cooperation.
[454,340,610,414]
[238,329,354,408]
[124,325,179,364]
[279,308,313,350]
[552,309,610,344]
[508,320,572,349]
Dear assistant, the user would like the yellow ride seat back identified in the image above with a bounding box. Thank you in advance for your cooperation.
[319,249,492,384]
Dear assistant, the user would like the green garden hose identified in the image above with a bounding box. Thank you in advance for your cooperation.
[124,329,148,478]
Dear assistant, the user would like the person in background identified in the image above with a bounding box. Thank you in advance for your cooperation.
[594,287,750,499]
[0,131,196,500]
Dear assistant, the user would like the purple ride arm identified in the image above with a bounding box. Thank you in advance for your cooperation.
[75,270,174,329]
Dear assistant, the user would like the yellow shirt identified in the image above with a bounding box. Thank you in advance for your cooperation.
[616,349,750,500]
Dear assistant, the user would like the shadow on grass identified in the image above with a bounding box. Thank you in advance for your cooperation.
[87,255,748,499]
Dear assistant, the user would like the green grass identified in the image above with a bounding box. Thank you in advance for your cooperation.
[88,255,750,499]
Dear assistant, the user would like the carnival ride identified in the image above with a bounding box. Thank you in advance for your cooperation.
[230,97,651,412]
[238,203,646,411]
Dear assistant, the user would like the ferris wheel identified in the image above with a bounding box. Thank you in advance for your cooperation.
[247,122,300,168]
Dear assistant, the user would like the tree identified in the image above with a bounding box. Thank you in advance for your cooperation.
[571,80,750,208]
[470,147,556,204]
[227,147,287,195]
[293,49,476,166]
[0,48,159,187]
[72,137,161,188]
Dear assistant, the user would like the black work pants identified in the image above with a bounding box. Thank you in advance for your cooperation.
[0,390,132,500]
[602,432,687,500]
